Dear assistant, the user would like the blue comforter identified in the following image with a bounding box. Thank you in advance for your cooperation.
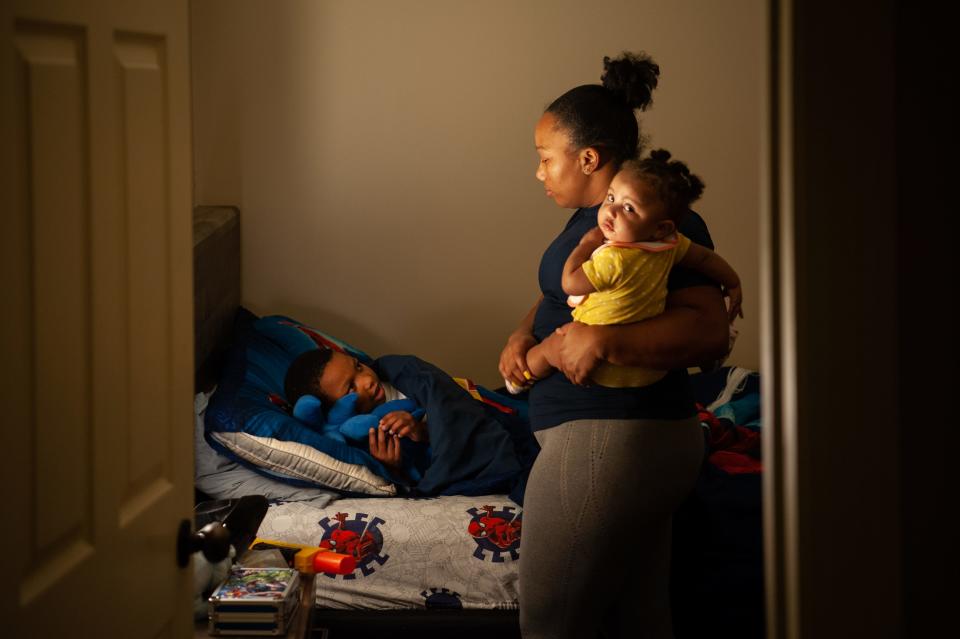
[375,355,538,504]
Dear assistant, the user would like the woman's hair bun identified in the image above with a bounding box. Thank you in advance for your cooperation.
[601,52,660,112]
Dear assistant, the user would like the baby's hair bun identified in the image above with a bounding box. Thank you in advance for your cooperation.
[644,148,706,205]
[601,52,660,112]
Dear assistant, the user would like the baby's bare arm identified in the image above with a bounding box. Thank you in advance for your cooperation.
[562,227,604,295]
[679,244,743,321]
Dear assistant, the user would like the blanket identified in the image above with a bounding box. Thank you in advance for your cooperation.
[374,355,539,504]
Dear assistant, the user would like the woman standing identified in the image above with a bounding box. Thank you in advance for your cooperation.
[500,52,730,638]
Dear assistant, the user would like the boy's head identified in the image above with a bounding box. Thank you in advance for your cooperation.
[599,149,705,243]
[284,348,385,414]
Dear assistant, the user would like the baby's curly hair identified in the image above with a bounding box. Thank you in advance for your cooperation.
[620,149,705,223]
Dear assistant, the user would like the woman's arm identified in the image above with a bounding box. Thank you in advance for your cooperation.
[498,295,543,387]
[554,284,729,384]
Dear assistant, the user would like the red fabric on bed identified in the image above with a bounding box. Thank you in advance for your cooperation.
[697,404,762,475]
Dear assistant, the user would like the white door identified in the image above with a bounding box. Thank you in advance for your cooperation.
[1,0,195,636]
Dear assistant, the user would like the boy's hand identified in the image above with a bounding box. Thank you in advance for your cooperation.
[379,411,428,442]
[724,284,744,322]
[368,427,402,470]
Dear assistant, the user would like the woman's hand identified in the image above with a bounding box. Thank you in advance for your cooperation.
[553,322,605,385]
[499,331,537,389]
[368,427,402,470]
[379,411,428,442]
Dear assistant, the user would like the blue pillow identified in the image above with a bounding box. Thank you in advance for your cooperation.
[204,311,401,496]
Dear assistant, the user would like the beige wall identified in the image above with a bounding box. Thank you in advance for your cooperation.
[191,0,764,386]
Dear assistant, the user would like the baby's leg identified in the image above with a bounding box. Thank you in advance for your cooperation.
[504,335,558,394]
[524,337,557,381]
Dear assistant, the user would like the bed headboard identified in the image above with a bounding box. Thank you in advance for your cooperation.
[193,205,241,391]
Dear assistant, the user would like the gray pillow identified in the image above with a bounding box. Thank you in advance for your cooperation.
[194,391,339,507]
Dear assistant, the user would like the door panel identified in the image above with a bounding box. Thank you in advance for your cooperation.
[15,19,94,569]
[116,30,174,520]
[2,1,194,637]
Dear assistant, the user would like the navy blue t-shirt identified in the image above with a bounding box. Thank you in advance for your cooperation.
[529,204,718,431]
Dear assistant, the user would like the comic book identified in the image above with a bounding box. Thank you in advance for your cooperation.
[208,567,300,636]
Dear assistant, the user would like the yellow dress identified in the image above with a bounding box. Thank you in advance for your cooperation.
[571,233,692,387]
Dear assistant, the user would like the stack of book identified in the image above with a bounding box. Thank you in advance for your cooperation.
[207,566,301,636]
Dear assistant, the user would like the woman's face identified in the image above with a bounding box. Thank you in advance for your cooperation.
[534,112,592,209]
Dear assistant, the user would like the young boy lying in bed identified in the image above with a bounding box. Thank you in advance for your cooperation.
[283,348,536,502]
[284,348,428,476]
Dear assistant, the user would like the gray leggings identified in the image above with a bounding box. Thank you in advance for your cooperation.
[518,417,704,639]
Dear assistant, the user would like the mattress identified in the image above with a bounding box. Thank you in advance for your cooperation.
[255,496,522,611]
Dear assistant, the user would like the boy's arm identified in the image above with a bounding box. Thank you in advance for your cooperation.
[678,243,743,321]
[562,227,605,295]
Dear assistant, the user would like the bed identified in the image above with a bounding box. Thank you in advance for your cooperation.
[191,205,764,638]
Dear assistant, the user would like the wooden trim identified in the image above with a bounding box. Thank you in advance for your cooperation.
[762,1,799,637]
[764,2,902,637]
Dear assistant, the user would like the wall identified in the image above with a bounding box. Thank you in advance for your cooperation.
[191,0,764,386]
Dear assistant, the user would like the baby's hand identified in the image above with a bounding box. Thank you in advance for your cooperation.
[579,226,605,248]
[725,284,744,322]
[379,411,429,443]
